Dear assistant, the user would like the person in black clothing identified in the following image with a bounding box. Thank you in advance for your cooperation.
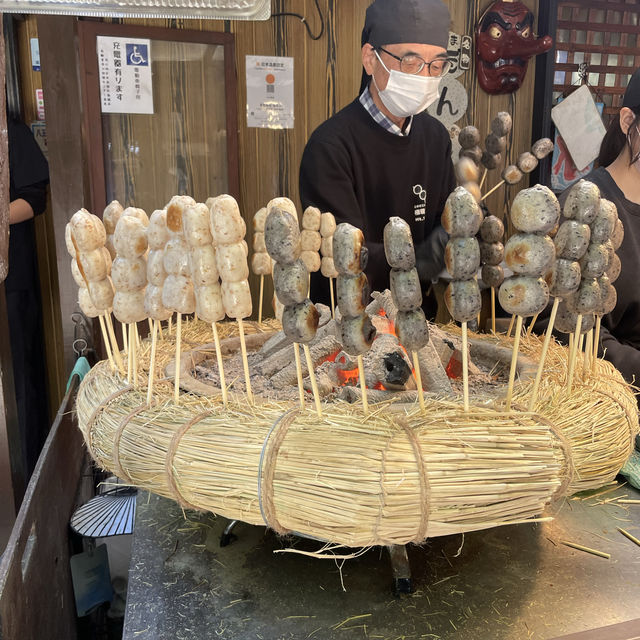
[6,118,50,479]
[565,69,640,392]
[299,0,456,315]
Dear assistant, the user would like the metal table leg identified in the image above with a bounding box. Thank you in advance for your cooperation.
[387,544,412,594]
[220,519,239,547]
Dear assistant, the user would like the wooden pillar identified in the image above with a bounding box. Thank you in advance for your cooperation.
[36,15,88,377]
[0,13,25,549]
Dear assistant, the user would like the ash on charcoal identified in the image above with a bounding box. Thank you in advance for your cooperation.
[189,291,530,404]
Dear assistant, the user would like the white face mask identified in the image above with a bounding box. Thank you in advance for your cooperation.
[372,51,442,118]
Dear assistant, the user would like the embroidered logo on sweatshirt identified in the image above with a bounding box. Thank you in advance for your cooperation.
[413,184,427,222]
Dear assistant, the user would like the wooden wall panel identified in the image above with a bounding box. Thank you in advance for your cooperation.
[15,18,65,418]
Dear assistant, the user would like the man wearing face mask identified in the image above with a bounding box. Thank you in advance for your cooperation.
[299,0,455,315]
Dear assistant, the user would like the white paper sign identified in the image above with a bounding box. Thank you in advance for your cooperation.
[551,84,606,171]
[246,55,294,129]
[97,36,154,114]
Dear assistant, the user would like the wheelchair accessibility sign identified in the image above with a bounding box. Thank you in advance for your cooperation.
[126,43,149,66]
[97,36,153,114]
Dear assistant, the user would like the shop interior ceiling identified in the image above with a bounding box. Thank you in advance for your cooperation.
[0,0,270,20]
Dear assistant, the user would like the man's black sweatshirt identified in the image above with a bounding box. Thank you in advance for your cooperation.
[299,98,455,311]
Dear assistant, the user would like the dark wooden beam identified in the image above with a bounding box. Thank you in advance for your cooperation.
[37,15,88,376]
[0,13,24,550]
[0,376,82,639]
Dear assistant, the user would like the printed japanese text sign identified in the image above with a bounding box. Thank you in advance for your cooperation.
[97,36,154,115]
[246,55,294,129]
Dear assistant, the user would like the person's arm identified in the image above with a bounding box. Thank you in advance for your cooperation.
[9,198,34,224]
[9,180,48,224]
[415,137,456,283]
[600,325,640,386]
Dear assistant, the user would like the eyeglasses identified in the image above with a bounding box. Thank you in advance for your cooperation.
[376,46,451,77]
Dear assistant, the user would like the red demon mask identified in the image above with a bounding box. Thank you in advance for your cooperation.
[476,1,553,94]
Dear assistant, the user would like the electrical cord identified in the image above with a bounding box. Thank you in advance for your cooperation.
[272,0,325,41]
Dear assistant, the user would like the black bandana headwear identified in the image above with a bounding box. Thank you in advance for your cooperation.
[623,68,640,110]
[359,0,451,93]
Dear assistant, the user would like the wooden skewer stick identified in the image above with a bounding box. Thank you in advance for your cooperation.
[506,314,515,338]
[174,313,182,403]
[560,540,610,559]
[618,499,640,504]
[479,168,488,190]
[237,318,253,404]
[211,322,228,407]
[505,315,523,411]
[461,321,470,413]
[146,319,158,405]
[104,313,125,374]
[491,287,496,334]
[132,323,139,388]
[618,527,640,547]
[303,344,323,418]
[583,329,593,380]
[148,318,154,336]
[329,278,335,319]
[97,315,115,372]
[592,315,602,372]
[168,315,173,335]
[135,323,141,350]
[258,274,264,324]
[567,314,583,393]
[526,313,539,339]
[126,323,133,383]
[293,342,305,409]
[357,355,369,415]
[412,351,425,413]
[528,297,560,412]
[480,179,505,202]
[122,322,128,354]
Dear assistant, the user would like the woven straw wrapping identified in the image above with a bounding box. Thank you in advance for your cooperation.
[75,322,638,547]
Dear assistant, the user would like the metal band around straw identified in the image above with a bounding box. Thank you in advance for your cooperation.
[258,408,300,535]
[396,418,431,543]
[165,410,216,511]
[112,402,153,484]
[86,385,134,455]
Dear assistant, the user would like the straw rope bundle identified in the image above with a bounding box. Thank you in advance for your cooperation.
[74,322,638,546]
